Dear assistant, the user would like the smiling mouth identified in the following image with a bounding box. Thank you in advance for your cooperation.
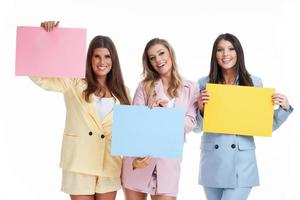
[97,66,108,70]
[222,59,231,64]
[157,63,166,68]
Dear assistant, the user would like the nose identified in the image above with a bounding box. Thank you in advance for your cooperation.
[223,49,228,56]
[223,49,229,56]
[155,56,162,63]
[100,58,106,65]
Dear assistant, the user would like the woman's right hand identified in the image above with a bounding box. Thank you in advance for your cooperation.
[132,156,151,169]
[40,21,59,32]
[198,89,210,114]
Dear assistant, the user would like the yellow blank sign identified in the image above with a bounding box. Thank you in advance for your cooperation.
[203,84,275,137]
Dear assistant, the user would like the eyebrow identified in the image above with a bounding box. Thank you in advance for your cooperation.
[148,48,165,57]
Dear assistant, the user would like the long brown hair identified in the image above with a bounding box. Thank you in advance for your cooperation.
[209,33,253,86]
[83,35,130,105]
[142,38,182,98]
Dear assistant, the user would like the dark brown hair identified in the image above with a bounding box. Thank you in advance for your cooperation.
[209,33,253,86]
[83,35,130,105]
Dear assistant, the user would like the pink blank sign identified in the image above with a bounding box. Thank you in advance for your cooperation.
[15,26,86,78]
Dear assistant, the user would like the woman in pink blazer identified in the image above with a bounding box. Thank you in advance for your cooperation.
[122,38,199,200]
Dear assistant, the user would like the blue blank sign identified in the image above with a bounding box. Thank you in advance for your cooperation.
[112,105,185,159]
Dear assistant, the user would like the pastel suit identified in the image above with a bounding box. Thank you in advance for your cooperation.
[195,75,293,188]
[122,79,199,195]
[31,77,127,178]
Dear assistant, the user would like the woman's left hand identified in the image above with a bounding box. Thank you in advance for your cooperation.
[132,157,151,169]
[150,98,169,108]
[272,93,290,111]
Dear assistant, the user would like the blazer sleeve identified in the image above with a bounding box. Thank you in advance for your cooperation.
[273,106,293,131]
[251,76,293,131]
[30,77,75,93]
[184,82,199,133]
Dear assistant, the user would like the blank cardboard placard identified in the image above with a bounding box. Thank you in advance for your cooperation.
[112,105,185,159]
[203,83,275,137]
[15,26,86,78]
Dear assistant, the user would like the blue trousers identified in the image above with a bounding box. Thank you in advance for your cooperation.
[203,187,252,200]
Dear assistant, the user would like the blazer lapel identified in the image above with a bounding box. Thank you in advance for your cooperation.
[85,94,103,131]
[154,79,168,100]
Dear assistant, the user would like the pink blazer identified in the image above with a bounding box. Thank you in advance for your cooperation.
[122,79,199,194]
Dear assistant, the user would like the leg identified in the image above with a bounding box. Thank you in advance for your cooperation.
[203,187,223,200]
[221,187,252,200]
[70,195,95,200]
[95,191,117,200]
[124,187,147,200]
[151,195,176,200]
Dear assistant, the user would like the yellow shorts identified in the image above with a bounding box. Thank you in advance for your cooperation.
[61,170,121,195]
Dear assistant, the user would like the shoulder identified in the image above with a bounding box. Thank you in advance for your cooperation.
[72,78,87,89]
[183,79,197,89]
[136,81,145,90]
[250,75,263,87]
[197,76,209,90]
[134,81,147,95]
[72,78,85,84]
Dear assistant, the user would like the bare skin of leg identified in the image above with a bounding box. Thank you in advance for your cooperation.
[95,191,117,200]
[151,195,176,200]
[124,188,148,200]
[70,191,117,200]
[70,195,95,200]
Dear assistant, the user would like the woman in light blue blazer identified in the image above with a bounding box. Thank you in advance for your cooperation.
[195,33,293,200]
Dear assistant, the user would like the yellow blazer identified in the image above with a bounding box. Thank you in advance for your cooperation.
[31,77,129,178]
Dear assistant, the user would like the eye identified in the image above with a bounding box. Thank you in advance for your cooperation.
[149,56,155,61]
[217,48,223,52]
[159,51,165,56]
[104,54,111,59]
[229,47,235,51]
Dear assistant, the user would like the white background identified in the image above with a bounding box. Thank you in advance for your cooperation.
[0,0,299,199]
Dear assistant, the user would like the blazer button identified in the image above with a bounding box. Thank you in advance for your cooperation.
[214,144,219,149]
[101,134,105,139]
[231,144,236,149]
[89,131,93,136]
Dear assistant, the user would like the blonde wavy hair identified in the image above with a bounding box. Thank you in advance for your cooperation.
[142,38,182,99]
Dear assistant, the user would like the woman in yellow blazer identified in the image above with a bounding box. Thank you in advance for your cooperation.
[30,21,131,200]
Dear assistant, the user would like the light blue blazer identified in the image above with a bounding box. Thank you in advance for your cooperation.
[195,75,293,188]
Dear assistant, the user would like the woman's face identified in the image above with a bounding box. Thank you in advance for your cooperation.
[91,47,112,79]
[216,39,237,70]
[147,44,172,77]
